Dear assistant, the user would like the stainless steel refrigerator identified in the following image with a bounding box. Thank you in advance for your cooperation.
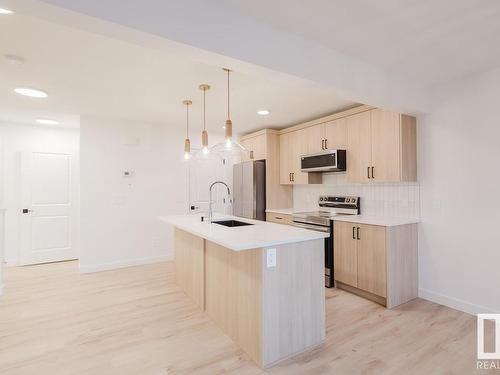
[232,160,266,221]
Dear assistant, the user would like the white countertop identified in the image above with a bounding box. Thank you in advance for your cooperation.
[331,215,420,227]
[267,208,419,227]
[159,214,329,251]
[265,208,297,215]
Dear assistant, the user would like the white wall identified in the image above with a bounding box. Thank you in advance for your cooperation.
[0,123,80,266]
[294,174,420,218]
[79,117,229,273]
[418,67,500,314]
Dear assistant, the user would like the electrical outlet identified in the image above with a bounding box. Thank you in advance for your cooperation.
[266,248,276,268]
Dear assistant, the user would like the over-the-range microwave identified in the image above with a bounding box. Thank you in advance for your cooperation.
[300,149,346,172]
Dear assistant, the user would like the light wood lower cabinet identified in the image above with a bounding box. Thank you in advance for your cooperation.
[356,224,387,298]
[266,212,293,225]
[334,222,417,308]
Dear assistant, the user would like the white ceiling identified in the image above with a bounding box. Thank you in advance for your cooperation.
[0,10,356,133]
[221,0,500,87]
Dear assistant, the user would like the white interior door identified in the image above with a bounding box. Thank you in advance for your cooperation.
[20,152,77,265]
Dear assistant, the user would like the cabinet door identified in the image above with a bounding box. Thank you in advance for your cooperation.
[346,111,372,183]
[290,129,310,184]
[357,224,387,297]
[334,221,358,287]
[324,118,347,150]
[279,133,292,185]
[306,124,325,154]
[371,109,401,182]
[241,135,266,161]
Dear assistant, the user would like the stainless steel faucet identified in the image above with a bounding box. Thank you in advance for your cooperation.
[208,181,231,223]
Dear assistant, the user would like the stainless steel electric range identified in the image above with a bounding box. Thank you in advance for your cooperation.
[292,196,360,288]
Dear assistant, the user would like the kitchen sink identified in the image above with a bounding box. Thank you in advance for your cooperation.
[213,220,253,227]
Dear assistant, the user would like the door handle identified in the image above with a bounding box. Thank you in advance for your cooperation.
[22,208,34,214]
[357,227,360,240]
[352,226,356,239]
[371,166,375,179]
[367,167,371,179]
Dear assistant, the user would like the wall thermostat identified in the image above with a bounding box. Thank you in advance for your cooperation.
[122,170,134,178]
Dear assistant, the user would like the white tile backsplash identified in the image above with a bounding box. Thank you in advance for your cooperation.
[293,173,420,217]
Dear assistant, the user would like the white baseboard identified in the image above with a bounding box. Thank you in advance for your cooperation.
[79,254,173,274]
[419,288,497,315]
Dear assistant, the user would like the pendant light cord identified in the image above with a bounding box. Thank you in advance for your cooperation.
[203,88,206,131]
[186,103,189,138]
[227,69,230,120]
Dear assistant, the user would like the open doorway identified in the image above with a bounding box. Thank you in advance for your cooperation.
[0,123,80,273]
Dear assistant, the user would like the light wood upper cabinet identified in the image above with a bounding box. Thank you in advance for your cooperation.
[371,109,401,182]
[306,124,325,154]
[356,224,387,298]
[240,134,267,162]
[240,130,293,210]
[279,132,292,185]
[346,111,372,183]
[280,130,322,185]
[324,118,347,150]
[333,221,358,287]
[304,119,347,154]
[347,109,417,183]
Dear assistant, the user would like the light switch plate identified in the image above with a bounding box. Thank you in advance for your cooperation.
[266,248,276,268]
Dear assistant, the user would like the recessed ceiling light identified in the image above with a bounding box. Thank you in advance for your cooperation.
[14,88,48,98]
[257,110,270,116]
[0,8,13,14]
[36,119,59,126]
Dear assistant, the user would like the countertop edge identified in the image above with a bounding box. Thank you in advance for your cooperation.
[159,216,329,251]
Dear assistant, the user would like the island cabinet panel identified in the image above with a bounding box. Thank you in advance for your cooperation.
[205,241,263,365]
[174,229,205,309]
[203,239,325,368]
[261,239,325,367]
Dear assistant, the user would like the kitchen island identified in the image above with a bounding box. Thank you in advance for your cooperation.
[159,214,329,368]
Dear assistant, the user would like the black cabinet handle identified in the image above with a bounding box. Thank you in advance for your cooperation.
[321,139,325,150]
[291,173,294,182]
[325,139,328,149]
[367,167,371,179]
[357,227,360,240]
[352,226,356,239]
[371,166,375,179]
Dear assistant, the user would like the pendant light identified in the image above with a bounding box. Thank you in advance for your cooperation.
[223,68,233,148]
[199,84,210,154]
[182,100,192,159]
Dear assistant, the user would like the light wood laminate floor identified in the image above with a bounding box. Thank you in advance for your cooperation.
[0,261,492,374]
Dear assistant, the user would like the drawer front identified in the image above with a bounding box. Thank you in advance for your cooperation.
[266,212,293,225]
